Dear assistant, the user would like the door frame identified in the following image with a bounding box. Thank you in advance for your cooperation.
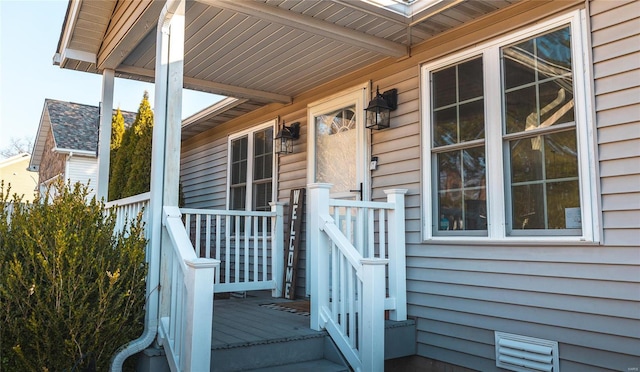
[305,82,371,296]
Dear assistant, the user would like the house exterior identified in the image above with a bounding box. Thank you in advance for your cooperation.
[55,0,639,371]
[0,153,37,202]
[29,99,135,199]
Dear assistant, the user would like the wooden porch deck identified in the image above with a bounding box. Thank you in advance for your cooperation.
[212,291,323,348]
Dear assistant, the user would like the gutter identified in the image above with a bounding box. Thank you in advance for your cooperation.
[52,148,96,157]
[110,1,183,371]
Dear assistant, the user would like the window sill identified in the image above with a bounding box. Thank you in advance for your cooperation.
[422,235,601,247]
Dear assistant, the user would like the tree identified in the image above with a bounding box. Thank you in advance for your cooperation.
[0,136,34,159]
[110,108,126,151]
[109,92,154,201]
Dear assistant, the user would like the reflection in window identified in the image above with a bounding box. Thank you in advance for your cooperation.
[431,57,487,232]
[502,26,580,234]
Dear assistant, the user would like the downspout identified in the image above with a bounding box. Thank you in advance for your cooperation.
[110,1,182,370]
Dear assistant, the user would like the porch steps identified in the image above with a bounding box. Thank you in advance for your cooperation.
[212,332,348,372]
[136,294,416,371]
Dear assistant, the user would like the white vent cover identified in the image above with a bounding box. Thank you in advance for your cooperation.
[495,332,559,372]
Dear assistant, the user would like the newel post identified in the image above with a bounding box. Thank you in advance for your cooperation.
[183,258,218,372]
[360,258,388,372]
[308,183,332,331]
[270,202,285,297]
[385,188,408,321]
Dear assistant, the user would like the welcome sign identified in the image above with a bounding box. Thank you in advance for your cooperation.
[283,188,305,299]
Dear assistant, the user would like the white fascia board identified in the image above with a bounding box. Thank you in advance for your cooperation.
[182,97,248,128]
[52,148,97,158]
[61,48,97,64]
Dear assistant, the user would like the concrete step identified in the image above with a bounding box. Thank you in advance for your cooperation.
[211,333,348,372]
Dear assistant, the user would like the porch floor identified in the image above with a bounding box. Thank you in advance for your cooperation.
[212,291,324,348]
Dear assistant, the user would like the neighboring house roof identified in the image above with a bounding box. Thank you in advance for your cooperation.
[29,99,136,171]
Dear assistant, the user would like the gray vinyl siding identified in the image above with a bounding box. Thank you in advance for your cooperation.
[180,136,228,209]
[375,2,640,372]
[591,0,640,246]
[177,1,639,369]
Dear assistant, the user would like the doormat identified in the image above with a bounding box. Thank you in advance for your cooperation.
[260,301,310,317]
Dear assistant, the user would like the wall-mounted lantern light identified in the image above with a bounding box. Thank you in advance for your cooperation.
[275,121,300,155]
[365,87,398,130]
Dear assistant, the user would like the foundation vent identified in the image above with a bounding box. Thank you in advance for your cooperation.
[494,332,559,372]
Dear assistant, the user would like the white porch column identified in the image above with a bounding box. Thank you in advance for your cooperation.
[97,68,114,201]
[149,0,185,322]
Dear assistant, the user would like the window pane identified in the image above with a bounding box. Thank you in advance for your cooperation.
[438,190,462,231]
[539,80,574,126]
[545,130,578,179]
[463,147,486,188]
[433,107,457,146]
[536,27,572,79]
[465,190,487,230]
[505,86,536,134]
[510,138,544,183]
[230,186,246,210]
[253,182,272,212]
[547,180,580,230]
[511,183,544,230]
[459,100,485,142]
[438,152,461,191]
[458,58,484,101]
[433,66,456,108]
[503,39,535,90]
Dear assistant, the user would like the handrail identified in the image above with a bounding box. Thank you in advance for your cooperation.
[320,214,362,274]
[309,183,407,372]
[159,206,219,372]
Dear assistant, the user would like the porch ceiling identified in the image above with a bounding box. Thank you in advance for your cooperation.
[56,0,518,134]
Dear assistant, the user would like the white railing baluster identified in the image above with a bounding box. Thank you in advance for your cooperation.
[379,209,386,259]
[367,208,375,258]
[253,216,258,282]
[185,214,191,239]
[195,214,201,254]
[215,215,221,283]
[234,215,240,284]
[205,215,211,258]
[224,216,235,283]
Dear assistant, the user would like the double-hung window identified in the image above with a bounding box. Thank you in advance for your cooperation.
[422,11,599,242]
[228,122,275,212]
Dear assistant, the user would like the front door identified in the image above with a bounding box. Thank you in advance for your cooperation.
[308,85,370,200]
[306,84,370,294]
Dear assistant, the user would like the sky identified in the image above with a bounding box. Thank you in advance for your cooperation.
[0,0,222,154]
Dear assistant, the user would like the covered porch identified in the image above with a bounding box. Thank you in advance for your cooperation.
[105,183,410,371]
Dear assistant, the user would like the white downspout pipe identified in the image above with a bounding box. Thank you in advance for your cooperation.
[110,1,183,370]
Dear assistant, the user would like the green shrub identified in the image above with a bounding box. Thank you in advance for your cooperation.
[0,180,147,371]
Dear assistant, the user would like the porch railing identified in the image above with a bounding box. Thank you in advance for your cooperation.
[159,206,219,372]
[180,203,284,296]
[309,183,407,372]
[105,192,150,238]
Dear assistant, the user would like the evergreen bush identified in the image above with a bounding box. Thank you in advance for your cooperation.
[0,180,147,371]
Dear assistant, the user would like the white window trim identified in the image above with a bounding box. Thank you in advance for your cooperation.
[420,10,601,244]
[226,120,278,211]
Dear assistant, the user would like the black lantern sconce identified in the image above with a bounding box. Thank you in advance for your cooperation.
[275,120,300,155]
[365,87,398,130]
